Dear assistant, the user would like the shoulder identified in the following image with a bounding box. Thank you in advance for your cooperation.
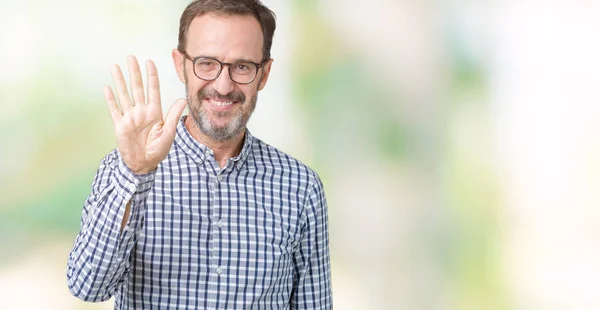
[248,137,322,187]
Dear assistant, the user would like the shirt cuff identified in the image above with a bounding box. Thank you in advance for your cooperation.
[112,155,157,200]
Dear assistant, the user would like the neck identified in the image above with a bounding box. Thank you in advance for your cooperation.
[184,116,245,169]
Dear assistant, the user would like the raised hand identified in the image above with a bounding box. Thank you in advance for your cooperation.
[104,55,187,175]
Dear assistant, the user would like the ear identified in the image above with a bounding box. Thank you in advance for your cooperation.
[257,58,273,91]
[172,48,186,83]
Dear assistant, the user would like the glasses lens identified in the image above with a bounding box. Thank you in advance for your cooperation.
[230,62,257,84]
[192,57,258,84]
[194,58,221,80]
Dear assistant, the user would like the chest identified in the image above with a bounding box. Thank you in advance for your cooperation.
[136,161,305,272]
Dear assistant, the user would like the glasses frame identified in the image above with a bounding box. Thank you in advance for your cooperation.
[181,51,265,85]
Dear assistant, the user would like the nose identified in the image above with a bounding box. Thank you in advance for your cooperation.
[212,65,235,95]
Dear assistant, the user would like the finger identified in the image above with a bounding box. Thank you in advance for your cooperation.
[103,85,122,123]
[146,59,161,106]
[127,55,146,106]
[163,98,188,136]
[110,64,132,112]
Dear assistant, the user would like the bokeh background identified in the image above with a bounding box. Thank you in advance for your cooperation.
[1,0,600,309]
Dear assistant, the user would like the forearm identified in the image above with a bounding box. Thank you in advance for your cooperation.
[67,150,155,302]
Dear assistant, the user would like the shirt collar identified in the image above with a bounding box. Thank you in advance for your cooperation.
[174,116,254,170]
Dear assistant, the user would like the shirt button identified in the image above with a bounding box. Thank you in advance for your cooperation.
[217,174,223,182]
[216,266,223,274]
[217,220,224,228]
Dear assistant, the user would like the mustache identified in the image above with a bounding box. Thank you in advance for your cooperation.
[198,88,245,103]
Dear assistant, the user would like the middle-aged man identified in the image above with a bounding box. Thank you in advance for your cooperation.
[66,0,332,309]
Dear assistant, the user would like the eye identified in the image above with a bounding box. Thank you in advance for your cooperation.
[195,59,218,71]
[232,62,254,75]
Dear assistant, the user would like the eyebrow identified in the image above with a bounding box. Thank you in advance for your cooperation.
[193,55,261,63]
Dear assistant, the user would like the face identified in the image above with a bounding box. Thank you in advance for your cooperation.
[173,14,272,142]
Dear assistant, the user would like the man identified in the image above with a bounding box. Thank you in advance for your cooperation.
[66,0,332,309]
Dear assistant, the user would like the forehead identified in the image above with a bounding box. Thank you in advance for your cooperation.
[186,14,264,61]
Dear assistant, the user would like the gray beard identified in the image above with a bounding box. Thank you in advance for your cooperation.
[186,86,257,142]
[195,103,245,142]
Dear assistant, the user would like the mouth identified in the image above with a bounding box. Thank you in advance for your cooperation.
[204,97,239,111]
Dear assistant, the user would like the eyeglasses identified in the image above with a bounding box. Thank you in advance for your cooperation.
[182,51,264,85]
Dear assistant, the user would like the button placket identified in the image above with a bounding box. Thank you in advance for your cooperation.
[211,164,227,278]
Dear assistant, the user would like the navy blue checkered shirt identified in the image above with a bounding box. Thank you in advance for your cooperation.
[67,116,332,309]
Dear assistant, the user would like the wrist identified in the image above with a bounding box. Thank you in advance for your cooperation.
[131,166,157,175]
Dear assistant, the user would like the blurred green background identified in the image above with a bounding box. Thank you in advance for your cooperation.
[2,1,600,309]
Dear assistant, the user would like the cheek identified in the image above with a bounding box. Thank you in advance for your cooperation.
[239,85,257,101]
[186,80,209,98]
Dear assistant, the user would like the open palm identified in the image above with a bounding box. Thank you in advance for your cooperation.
[104,55,187,175]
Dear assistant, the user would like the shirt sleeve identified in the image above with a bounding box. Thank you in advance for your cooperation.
[66,149,155,302]
[291,174,333,309]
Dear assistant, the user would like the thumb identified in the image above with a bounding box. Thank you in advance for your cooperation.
[163,98,188,134]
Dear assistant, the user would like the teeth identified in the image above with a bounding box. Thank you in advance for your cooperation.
[208,99,233,107]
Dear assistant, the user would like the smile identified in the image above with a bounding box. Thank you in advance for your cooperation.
[204,98,240,111]
[207,98,235,106]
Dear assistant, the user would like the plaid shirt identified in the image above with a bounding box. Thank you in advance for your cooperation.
[67,116,332,309]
